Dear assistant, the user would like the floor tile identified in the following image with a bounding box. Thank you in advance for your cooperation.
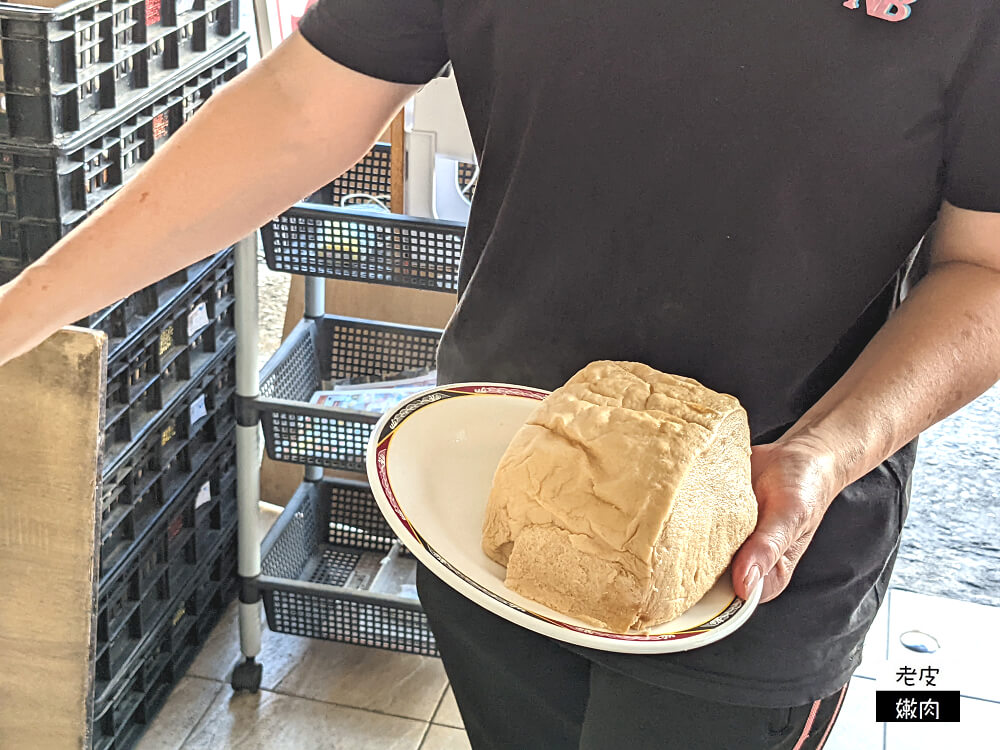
[433,687,464,729]
[134,677,225,750]
[885,589,1000,701]
[822,677,884,750]
[186,583,448,722]
[186,501,282,683]
[856,594,891,680]
[421,724,472,750]
[885,696,999,749]
[266,637,449,721]
[189,598,446,720]
[185,600,245,682]
[183,688,427,750]
[186,599,316,688]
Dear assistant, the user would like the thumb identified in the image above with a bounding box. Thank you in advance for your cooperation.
[732,507,793,601]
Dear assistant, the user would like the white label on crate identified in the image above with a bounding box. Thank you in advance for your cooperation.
[190,394,208,425]
[187,302,210,337]
[176,0,198,15]
[194,481,213,510]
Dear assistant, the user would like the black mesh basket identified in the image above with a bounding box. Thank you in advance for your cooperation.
[308,143,393,207]
[261,202,463,291]
[456,160,478,199]
[260,477,437,656]
[257,315,441,471]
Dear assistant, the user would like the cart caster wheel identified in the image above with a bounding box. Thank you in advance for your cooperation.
[231,658,262,692]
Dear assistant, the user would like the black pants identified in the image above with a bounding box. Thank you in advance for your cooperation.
[418,565,848,750]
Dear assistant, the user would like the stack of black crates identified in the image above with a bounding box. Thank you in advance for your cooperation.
[0,2,248,746]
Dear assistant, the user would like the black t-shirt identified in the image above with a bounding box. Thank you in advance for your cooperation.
[299,0,1000,706]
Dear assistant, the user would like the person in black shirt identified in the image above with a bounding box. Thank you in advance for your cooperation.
[1,1,999,748]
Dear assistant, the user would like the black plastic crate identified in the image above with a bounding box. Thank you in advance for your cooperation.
[96,520,171,654]
[192,529,236,640]
[0,36,247,278]
[198,518,239,642]
[95,432,236,702]
[256,314,441,471]
[96,447,232,688]
[260,477,436,656]
[92,525,237,750]
[100,346,235,578]
[94,531,196,692]
[92,636,168,750]
[192,432,237,560]
[102,248,234,465]
[0,0,241,143]
[307,141,392,206]
[83,246,227,361]
[262,201,463,291]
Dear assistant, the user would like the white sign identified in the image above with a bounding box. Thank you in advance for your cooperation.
[194,481,213,510]
[187,302,210,337]
[190,394,208,425]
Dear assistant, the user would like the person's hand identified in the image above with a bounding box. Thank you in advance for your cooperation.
[731,437,844,603]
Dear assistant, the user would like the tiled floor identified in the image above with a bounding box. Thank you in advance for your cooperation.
[133,504,468,750]
[134,605,466,750]
[820,587,1000,750]
[135,508,998,749]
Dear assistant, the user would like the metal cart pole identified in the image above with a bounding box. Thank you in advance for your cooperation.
[231,232,264,691]
[230,232,326,690]
[229,0,277,692]
[302,275,326,484]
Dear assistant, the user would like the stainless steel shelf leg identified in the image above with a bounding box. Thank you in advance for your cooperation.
[232,232,263,692]
[303,275,325,490]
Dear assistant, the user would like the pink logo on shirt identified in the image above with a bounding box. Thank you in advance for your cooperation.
[843,0,916,22]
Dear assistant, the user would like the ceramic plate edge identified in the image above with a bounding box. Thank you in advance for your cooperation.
[365,382,763,654]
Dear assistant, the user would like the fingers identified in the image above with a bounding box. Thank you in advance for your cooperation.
[736,440,835,603]
[757,557,795,603]
[732,516,792,601]
[735,443,783,598]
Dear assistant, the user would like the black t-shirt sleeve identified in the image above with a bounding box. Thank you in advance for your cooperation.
[943,6,1000,212]
[297,0,449,85]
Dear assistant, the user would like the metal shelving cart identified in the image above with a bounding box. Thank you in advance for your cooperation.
[229,180,467,691]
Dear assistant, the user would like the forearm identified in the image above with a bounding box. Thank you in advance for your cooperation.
[781,259,1000,492]
[0,34,413,357]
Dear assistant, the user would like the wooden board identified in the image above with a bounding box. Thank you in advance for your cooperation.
[0,328,107,750]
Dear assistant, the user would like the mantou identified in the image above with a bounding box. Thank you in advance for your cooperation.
[482,361,758,632]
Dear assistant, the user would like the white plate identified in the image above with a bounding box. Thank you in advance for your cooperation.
[366,382,762,654]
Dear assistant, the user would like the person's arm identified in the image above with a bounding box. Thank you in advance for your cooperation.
[733,201,1000,602]
[0,32,420,367]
